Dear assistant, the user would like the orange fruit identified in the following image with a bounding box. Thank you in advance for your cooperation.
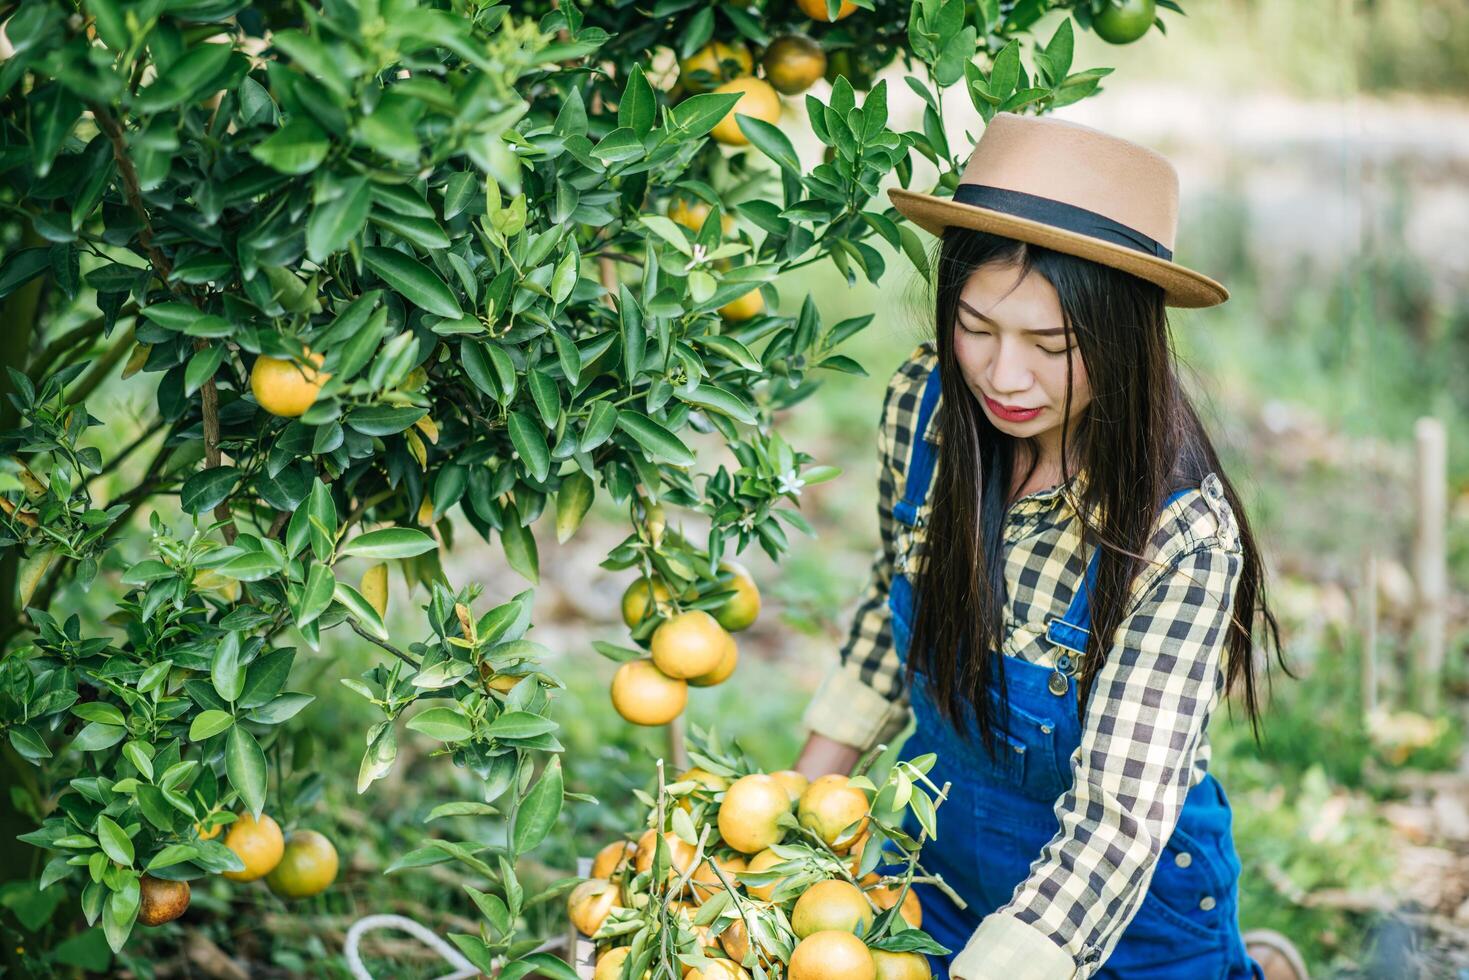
[740,847,786,901]
[789,930,875,979]
[718,774,792,854]
[770,770,809,803]
[634,828,698,883]
[872,949,932,980]
[719,915,779,968]
[568,878,622,936]
[251,350,328,417]
[796,0,858,21]
[691,852,747,902]
[844,831,872,875]
[712,561,761,631]
[591,839,638,880]
[686,961,750,980]
[651,611,729,679]
[222,812,285,882]
[621,577,673,628]
[710,77,782,146]
[791,879,874,938]
[195,817,224,841]
[679,40,754,93]
[611,659,688,726]
[594,946,640,980]
[687,632,737,687]
[797,774,869,851]
[138,875,190,925]
[718,288,764,322]
[265,830,339,899]
[762,34,827,95]
[676,767,732,812]
[860,873,922,927]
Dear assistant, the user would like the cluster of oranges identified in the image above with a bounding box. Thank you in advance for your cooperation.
[610,562,760,727]
[569,763,932,980]
[138,812,340,927]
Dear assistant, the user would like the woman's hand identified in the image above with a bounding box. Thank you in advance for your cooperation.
[792,731,863,780]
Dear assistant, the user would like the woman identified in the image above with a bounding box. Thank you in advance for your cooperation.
[793,114,1308,980]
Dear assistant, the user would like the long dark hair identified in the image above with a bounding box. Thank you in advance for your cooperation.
[905,227,1290,759]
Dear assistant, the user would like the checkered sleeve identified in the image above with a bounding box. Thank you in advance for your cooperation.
[950,480,1246,979]
[800,343,936,753]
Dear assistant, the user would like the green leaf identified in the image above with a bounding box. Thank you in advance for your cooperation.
[581,402,618,452]
[307,177,372,262]
[500,504,539,585]
[333,581,388,639]
[135,43,231,113]
[737,116,801,175]
[211,632,244,703]
[184,345,226,397]
[189,710,234,741]
[250,116,329,176]
[527,369,561,430]
[507,412,550,483]
[95,815,133,867]
[555,471,593,544]
[226,726,267,817]
[676,384,757,425]
[341,527,438,560]
[180,466,239,515]
[671,92,743,139]
[364,247,462,318]
[616,412,695,466]
[618,63,656,137]
[345,405,428,436]
[510,757,562,856]
[72,702,125,726]
[146,844,199,872]
[295,562,335,628]
[699,335,762,371]
[406,706,471,742]
[487,711,557,740]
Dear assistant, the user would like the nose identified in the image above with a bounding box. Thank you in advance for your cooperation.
[987,337,1033,396]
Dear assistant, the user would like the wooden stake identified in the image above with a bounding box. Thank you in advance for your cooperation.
[1412,417,1447,715]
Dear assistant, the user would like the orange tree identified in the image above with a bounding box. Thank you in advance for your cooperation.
[0,0,1179,971]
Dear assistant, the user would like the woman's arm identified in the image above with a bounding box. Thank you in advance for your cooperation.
[952,482,1246,980]
[792,731,864,780]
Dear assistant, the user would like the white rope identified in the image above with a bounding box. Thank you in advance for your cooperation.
[343,913,481,980]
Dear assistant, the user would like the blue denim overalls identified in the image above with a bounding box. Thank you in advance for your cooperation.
[885,367,1262,979]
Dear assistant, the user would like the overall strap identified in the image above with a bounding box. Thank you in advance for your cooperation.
[893,365,943,528]
[1045,485,1198,655]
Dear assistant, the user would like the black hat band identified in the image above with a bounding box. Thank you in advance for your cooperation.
[950,183,1173,261]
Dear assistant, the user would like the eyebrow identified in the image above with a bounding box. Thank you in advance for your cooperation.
[958,299,1068,336]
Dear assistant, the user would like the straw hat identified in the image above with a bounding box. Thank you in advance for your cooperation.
[887,112,1228,308]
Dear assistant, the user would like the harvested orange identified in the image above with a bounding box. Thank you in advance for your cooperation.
[675,767,732,812]
[789,930,875,979]
[771,770,810,803]
[138,875,190,925]
[763,34,827,95]
[591,839,638,879]
[690,851,747,902]
[568,878,621,936]
[222,812,285,882]
[740,847,786,901]
[611,659,687,726]
[710,77,782,146]
[634,828,698,883]
[651,610,729,680]
[265,830,339,899]
[872,949,931,980]
[712,561,761,632]
[797,774,869,851]
[251,350,328,417]
[718,773,792,854]
[791,879,874,938]
[862,873,923,927]
[686,961,750,980]
[719,914,780,968]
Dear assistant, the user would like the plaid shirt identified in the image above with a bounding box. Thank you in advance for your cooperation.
[800,341,1245,979]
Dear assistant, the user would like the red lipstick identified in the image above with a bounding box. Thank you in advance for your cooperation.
[983,395,1042,422]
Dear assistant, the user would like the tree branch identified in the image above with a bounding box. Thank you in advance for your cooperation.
[348,619,420,668]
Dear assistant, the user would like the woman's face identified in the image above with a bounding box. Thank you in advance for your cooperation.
[952,261,1092,464]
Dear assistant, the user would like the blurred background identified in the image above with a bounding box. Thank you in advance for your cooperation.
[35,0,1469,976]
